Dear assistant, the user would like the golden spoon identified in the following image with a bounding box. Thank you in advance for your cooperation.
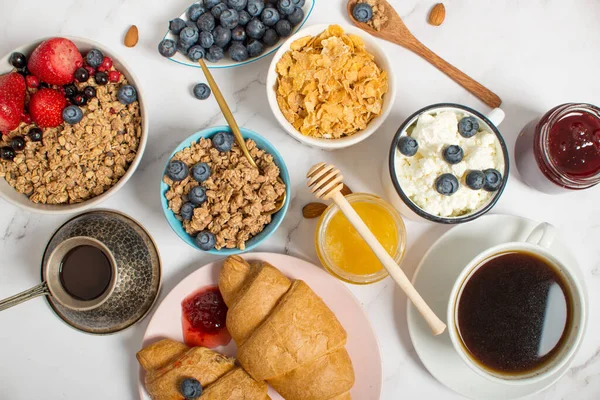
[198,58,286,215]
[307,162,446,336]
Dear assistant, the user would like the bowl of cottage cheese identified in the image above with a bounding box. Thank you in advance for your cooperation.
[382,104,509,223]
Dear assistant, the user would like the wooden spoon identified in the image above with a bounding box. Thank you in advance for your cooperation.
[306,162,447,336]
[347,0,501,108]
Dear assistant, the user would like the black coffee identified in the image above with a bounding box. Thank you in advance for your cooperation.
[59,245,112,301]
[457,251,572,375]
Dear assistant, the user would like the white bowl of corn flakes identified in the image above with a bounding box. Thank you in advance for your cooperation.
[267,24,395,150]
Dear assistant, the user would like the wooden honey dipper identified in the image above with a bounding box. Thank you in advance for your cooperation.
[307,162,446,336]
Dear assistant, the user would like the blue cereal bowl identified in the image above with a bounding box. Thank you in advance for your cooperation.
[160,126,290,255]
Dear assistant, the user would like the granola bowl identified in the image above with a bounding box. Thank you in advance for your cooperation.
[0,37,147,214]
[160,126,291,255]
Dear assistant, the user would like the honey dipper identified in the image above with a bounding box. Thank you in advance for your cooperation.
[307,163,446,336]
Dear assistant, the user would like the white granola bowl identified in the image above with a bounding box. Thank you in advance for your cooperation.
[266,23,396,150]
[0,37,148,214]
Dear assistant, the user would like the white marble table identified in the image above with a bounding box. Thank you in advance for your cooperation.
[1,0,599,399]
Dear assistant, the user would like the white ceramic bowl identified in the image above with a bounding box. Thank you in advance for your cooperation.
[0,37,148,214]
[266,23,396,150]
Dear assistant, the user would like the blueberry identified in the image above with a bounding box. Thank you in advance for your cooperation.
[277,0,295,15]
[397,136,418,156]
[196,12,216,32]
[246,39,264,57]
[465,170,485,190]
[262,29,279,46]
[352,3,373,23]
[64,83,78,98]
[291,0,304,6]
[246,18,266,39]
[188,45,206,61]
[180,26,200,44]
[238,10,251,25]
[275,19,292,37]
[211,2,228,18]
[17,66,30,77]
[166,160,189,181]
[247,0,264,16]
[458,116,480,138]
[180,202,196,220]
[28,128,43,142]
[62,105,84,125]
[9,136,25,151]
[229,42,249,62]
[199,31,215,48]
[180,378,203,399]
[94,71,108,85]
[443,145,464,164]
[188,186,207,205]
[191,162,211,182]
[74,67,89,83]
[213,26,232,47]
[117,85,137,105]
[483,169,503,192]
[193,83,211,100]
[435,174,459,196]
[0,146,15,161]
[9,52,27,69]
[195,231,216,251]
[83,86,96,99]
[186,20,199,29]
[187,3,206,21]
[227,0,247,11]
[72,94,87,106]
[287,7,304,25]
[158,39,177,57]
[220,9,240,29]
[231,26,247,41]
[86,49,104,68]
[169,18,187,34]
[204,0,221,8]
[205,45,225,62]
[212,131,235,152]
[261,7,280,26]
[178,40,193,55]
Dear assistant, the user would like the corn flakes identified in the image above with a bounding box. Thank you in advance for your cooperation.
[275,25,388,139]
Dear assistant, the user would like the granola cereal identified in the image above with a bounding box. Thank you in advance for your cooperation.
[364,0,388,31]
[0,72,142,205]
[163,136,286,250]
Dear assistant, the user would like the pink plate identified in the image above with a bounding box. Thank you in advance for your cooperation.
[139,252,382,399]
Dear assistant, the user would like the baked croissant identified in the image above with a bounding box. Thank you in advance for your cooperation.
[137,339,269,400]
[219,256,355,400]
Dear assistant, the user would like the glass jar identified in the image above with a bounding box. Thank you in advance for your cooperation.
[515,103,600,194]
[315,193,407,285]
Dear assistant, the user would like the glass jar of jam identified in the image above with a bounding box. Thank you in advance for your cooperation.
[515,103,600,193]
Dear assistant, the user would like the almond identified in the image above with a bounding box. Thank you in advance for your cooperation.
[302,202,328,219]
[428,3,446,26]
[340,183,353,196]
[124,25,139,48]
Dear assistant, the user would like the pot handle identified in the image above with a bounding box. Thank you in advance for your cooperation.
[0,282,50,312]
[486,108,505,127]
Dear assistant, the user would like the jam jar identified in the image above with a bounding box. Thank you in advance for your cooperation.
[515,103,600,193]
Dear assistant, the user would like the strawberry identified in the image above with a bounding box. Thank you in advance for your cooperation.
[0,72,26,131]
[29,88,67,128]
[28,38,83,86]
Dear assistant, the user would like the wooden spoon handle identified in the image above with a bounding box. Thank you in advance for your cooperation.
[331,192,446,336]
[406,41,501,108]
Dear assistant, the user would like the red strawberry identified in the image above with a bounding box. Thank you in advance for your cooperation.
[29,88,67,128]
[28,38,83,86]
[0,72,26,131]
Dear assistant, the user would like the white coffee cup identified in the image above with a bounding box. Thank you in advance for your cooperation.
[447,222,587,385]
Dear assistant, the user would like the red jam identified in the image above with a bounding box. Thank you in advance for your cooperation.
[181,285,231,349]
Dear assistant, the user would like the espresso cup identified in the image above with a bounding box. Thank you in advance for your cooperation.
[447,222,586,385]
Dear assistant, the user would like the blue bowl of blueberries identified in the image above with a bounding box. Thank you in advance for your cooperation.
[158,0,315,68]
[160,126,291,254]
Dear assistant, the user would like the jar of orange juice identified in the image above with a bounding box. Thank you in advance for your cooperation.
[315,193,407,284]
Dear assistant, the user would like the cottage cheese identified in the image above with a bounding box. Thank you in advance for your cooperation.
[394,111,504,217]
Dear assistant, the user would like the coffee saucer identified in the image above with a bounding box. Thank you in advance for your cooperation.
[407,214,588,399]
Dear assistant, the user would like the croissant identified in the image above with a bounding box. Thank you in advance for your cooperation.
[137,339,269,400]
[219,256,355,400]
